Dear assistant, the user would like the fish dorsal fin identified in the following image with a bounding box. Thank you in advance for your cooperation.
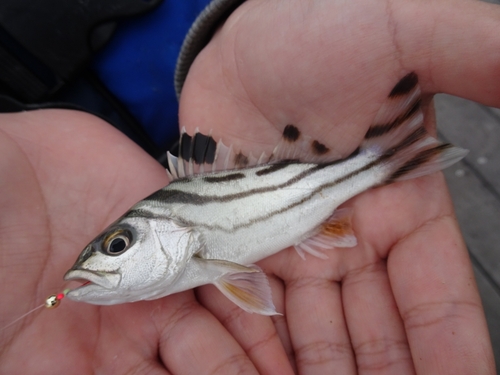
[166,123,344,180]
[360,72,468,183]
[361,72,425,153]
[269,124,342,164]
[166,127,268,180]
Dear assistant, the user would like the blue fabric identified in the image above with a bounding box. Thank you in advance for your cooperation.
[92,0,211,149]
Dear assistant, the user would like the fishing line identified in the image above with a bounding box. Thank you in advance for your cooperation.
[0,287,73,333]
[0,304,45,333]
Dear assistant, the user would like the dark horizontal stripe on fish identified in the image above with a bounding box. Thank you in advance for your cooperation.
[143,150,376,208]
[255,162,291,176]
[144,123,431,220]
[204,173,245,183]
[187,138,450,233]
[175,158,384,232]
[125,208,174,221]
[365,98,421,139]
[145,158,346,205]
[135,140,443,233]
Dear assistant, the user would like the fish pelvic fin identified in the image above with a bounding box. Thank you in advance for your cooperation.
[362,72,468,184]
[199,259,279,316]
[294,207,357,260]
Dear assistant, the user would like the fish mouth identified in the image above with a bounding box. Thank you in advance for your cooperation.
[64,269,121,290]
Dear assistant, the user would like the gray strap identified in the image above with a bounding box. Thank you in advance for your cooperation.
[174,0,246,99]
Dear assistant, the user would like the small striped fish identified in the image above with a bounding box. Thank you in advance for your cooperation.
[64,73,467,315]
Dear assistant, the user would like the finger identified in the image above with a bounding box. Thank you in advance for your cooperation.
[266,275,297,371]
[0,128,48,337]
[389,216,496,374]
[154,292,260,375]
[342,260,415,374]
[284,275,356,374]
[86,305,172,375]
[394,0,500,105]
[195,278,295,375]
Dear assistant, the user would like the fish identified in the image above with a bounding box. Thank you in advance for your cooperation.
[64,72,468,315]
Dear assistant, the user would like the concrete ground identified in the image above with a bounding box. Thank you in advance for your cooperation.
[435,94,500,372]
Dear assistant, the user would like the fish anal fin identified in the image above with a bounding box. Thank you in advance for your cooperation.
[294,208,357,260]
[293,241,329,260]
[321,208,356,244]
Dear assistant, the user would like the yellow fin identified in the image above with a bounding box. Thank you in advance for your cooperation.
[208,261,278,316]
[294,208,357,260]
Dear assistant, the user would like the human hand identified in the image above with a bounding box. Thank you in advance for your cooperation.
[178,0,499,373]
[1,0,498,373]
[0,110,294,374]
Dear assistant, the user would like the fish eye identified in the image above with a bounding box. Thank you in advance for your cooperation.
[108,236,129,254]
[103,230,133,255]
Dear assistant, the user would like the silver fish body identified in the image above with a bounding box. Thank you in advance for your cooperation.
[146,155,382,266]
[64,157,374,307]
[64,73,467,315]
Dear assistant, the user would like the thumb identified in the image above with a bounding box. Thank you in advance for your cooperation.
[396,0,500,105]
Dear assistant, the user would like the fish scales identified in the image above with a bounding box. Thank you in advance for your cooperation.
[132,152,383,265]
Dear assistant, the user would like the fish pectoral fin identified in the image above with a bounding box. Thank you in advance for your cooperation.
[294,207,357,260]
[203,259,279,316]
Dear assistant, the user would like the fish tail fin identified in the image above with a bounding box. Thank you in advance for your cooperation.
[361,72,468,184]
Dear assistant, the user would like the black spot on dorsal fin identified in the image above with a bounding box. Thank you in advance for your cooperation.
[179,132,193,161]
[389,72,418,98]
[365,98,421,139]
[178,131,217,165]
[204,135,217,164]
[283,125,300,142]
[311,140,330,155]
[192,132,216,164]
[234,152,249,168]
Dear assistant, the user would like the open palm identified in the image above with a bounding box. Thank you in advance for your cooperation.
[0,109,297,374]
[0,0,498,374]
[178,0,498,373]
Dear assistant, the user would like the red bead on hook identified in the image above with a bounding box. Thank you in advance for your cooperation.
[44,289,71,309]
